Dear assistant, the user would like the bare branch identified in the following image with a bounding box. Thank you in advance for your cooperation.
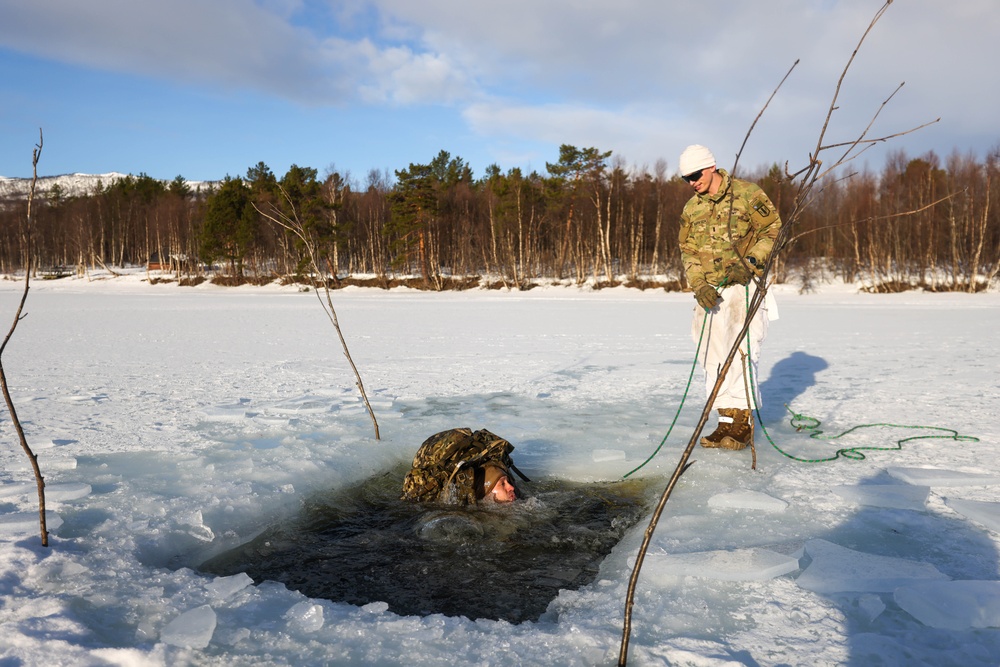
[0,129,48,547]
[781,190,962,247]
[807,1,894,177]
[732,59,799,177]
[253,192,381,440]
[616,2,960,664]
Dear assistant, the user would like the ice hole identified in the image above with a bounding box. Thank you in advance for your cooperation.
[199,466,654,623]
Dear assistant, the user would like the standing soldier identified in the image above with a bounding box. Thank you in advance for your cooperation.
[677,145,781,451]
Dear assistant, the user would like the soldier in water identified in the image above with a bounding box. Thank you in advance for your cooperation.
[480,463,517,503]
[401,428,526,505]
[677,144,782,451]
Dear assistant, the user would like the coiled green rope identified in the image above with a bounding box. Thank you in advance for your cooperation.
[624,285,978,477]
[762,406,979,463]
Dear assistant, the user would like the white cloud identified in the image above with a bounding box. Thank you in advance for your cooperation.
[372,0,1000,165]
[2,0,996,171]
[354,41,471,105]
[0,0,478,106]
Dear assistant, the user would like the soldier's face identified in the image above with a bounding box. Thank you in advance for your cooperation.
[686,166,715,194]
[491,476,517,503]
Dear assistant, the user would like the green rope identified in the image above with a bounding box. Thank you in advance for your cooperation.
[621,308,707,479]
[626,282,979,476]
[757,405,979,463]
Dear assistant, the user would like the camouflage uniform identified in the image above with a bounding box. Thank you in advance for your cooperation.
[679,169,781,410]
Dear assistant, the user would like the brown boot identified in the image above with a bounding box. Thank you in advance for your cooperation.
[701,408,752,451]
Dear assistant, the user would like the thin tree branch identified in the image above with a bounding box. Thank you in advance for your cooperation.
[781,190,961,247]
[731,59,799,177]
[253,194,381,440]
[617,2,946,663]
[0,129,48,546]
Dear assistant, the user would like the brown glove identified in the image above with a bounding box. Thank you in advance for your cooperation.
[726,261,753,286]
[694,284,719,310]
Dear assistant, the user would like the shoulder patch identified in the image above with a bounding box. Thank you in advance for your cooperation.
[751,197,771,218]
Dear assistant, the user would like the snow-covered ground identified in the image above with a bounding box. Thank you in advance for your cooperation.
[0,272,998,666]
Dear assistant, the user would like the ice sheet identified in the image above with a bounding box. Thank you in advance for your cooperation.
[159,604,217,649]
[830,483,929,510]
[640,547,800,582]
[945,498,1000,534]
[895,581,1000,630]
[707,490,788,512]
[886,467,1000,487]
[796,539,949,594]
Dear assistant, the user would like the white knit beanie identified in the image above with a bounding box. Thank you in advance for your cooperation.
[678,145,716,176]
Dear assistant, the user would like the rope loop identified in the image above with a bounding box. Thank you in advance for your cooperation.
[625,285,978,475]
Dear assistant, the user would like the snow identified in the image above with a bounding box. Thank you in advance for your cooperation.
[0,172,214,199]
[0,272,999,666]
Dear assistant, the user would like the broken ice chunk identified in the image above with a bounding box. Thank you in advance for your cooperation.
[641,547,800,582]
[592,449,625,463]
[858,593,886,622]
[0,483,35,498]
[895,580,1000,630]
[944,498,1000,534]
[205,573,253,600]
[708,490,787,512]
[46,482,93,501]
[796,539,948,594]
[831,484,929,511]
[0,511,63,534]
[160,604,217,649]
[887,467,1000,487]
[284,601,325,633]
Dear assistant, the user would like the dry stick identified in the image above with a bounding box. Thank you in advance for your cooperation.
[617,283,769,666]
[0,130,48,546]
[253,198,381,440]
[618,4,906,664]
[738,348,758,471]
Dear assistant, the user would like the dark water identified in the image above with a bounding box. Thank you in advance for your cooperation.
[199,467,653,623]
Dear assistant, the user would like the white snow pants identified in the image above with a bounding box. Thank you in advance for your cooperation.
[691,283,776,411]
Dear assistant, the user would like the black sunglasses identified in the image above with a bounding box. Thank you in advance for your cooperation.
[682,169,704,183]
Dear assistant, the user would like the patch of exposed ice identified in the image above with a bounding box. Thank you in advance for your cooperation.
[944,498,1000,534]
[796,539,949,593]
[159,604,217,649]
[895,581,1000,630]
[887,467,1000,487]
[638,547,800,582]
[708,490,788,512]
[831,484,929,510]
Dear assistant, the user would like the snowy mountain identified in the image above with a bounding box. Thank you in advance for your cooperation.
[0,172,215,199]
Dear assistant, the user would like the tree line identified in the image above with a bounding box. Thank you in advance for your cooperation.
[1,144,997,292]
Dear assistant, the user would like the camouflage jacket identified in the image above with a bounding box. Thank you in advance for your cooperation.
[679,169,782,289]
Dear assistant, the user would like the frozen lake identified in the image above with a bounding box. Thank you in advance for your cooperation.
[0,274,999,665]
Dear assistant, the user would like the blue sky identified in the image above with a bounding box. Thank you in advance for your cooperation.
[1,0,997,184]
